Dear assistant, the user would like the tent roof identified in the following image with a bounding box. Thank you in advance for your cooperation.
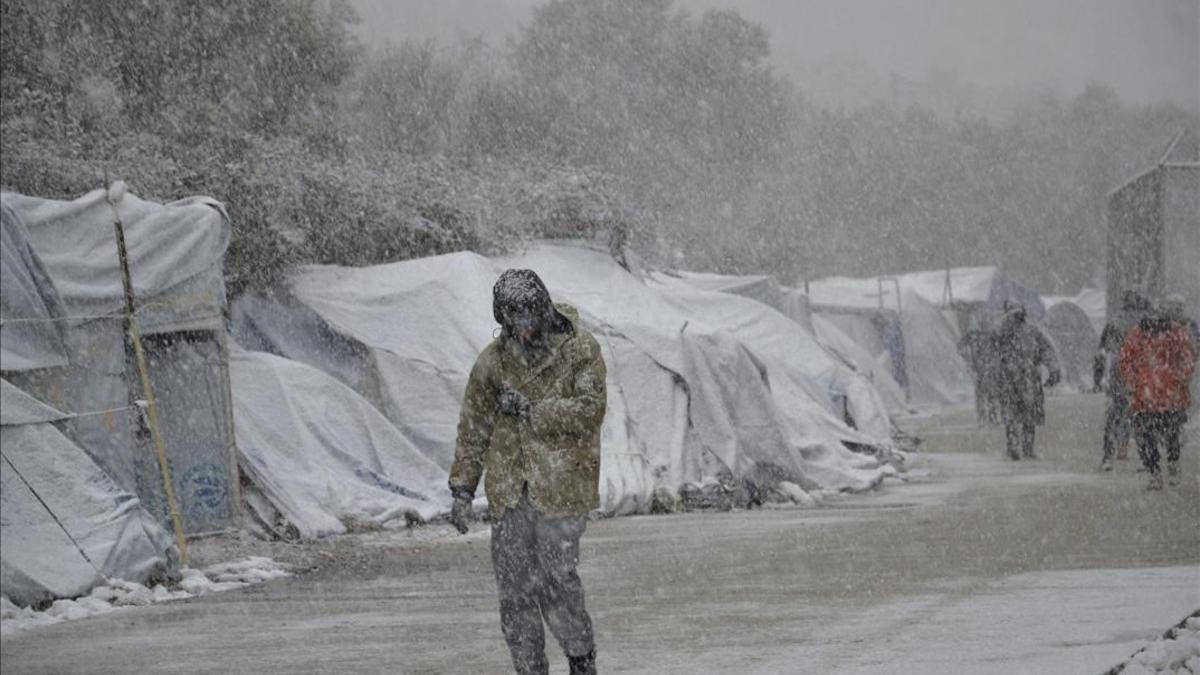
[0,185,230,335]
[809,266,1044,319]
[808,267,997,311]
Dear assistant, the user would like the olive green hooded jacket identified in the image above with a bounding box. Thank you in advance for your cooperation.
[449,304,606,518]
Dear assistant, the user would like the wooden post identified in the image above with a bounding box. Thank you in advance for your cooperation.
[107,185,189,566]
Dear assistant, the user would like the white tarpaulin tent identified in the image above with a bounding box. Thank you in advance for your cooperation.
[233,243,897,520]
[0,187,238,536]
[230,349,448,540]
[652,264,897,429]
[801,270,979,408]
[810,314,908,413]
[1044,289,1106,336]
[809,266,1046,323]
[500,244,896,489]
[0,202,69,372]
[660,270,813,330]
[0,379,177,607]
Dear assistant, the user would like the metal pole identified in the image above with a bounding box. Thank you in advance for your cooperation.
[215,330,243,529]
[107,185,189,566]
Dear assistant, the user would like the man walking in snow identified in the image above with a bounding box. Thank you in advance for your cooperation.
[1094,290,1151,470]
[448,269,606,675]
[1119,303,1195,489]
[995,303,1061,460]
[958,316,999,427]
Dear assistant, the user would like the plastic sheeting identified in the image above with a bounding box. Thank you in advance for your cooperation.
[1,185,230,336]
[1044,289,1106,336]
[1,380,177,607]
[897,291,974,405]
[1042,301,1099,391]
[0,188,237,536]
[233,243,896,522]
[811,314,908,413]
[816,291,974,409]
[809,266,1046,321]
[0,203,69,372]
[644,266,894,443]
[230,349,448,540]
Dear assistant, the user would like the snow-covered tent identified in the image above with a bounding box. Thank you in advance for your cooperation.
[0,187,238,536]
[1041,301,1100,391]
[230,349,448,540]
[809,314,908,413]
[655,270,903,414]
[809,266,1046,332]
[0,202,69,372]
[1,380,177,607]
[503,243,897,482]
[1044,289,1106,336]
[660,270,813,330]
[233,242,898,519]
[807,274,975,408]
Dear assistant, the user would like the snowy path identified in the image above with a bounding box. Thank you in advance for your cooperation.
[2,394,1197,674]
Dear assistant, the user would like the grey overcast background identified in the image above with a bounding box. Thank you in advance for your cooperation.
[352,0,1200,113]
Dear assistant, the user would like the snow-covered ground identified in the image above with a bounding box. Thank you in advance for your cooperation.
[748,566,1199,675]
[1,395,1196,675]
[0,557,290,637]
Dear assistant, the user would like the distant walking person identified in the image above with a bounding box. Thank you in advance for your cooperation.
[958,317,999,427]
[448,269,606,675]
[995,304,1061,460]
[1120,304,1196,489]
[1094,291,1151,471]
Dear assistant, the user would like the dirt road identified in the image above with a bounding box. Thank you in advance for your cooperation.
[3,394,1197,674]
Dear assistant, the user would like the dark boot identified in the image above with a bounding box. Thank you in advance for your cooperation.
[568,650,596,675]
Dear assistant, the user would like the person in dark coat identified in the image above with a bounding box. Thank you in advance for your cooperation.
[995,304,1061,460]
[1094,291,1151,471]
[958,315,1000,427]
[449,269,605,675]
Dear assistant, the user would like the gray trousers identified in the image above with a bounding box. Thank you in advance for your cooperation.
[492,496,594,675]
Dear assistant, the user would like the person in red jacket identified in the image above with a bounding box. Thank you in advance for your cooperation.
[1119,306,1197,489]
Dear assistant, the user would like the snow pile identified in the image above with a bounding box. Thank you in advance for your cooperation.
[1117,614,1200,674]
[0,557,291,637]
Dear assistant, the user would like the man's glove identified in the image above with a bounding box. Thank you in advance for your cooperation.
[1045,370,1061,388]
[498,384,531,419]
[448,488,472,535]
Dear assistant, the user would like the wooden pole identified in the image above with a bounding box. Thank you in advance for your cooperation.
[107,185,189,566]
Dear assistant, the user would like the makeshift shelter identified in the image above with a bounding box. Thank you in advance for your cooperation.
[505,243,897,480]
[1106,131,1200,326]
[233,242,897,519]
[807,272,976,408]
[660,270,813,330]
[1,379,177,607]
[809,266,1045,334]
[810,314,908,413]
[657,270,903,414]
[1044,289,1106,336]
[230,348,447,540]
[1041,301,1100,391]
[0,187,238,536]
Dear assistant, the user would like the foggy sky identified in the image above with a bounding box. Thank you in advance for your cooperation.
[350,0,1200,112]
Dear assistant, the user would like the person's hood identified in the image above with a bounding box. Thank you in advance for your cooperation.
[493,268,572,335]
